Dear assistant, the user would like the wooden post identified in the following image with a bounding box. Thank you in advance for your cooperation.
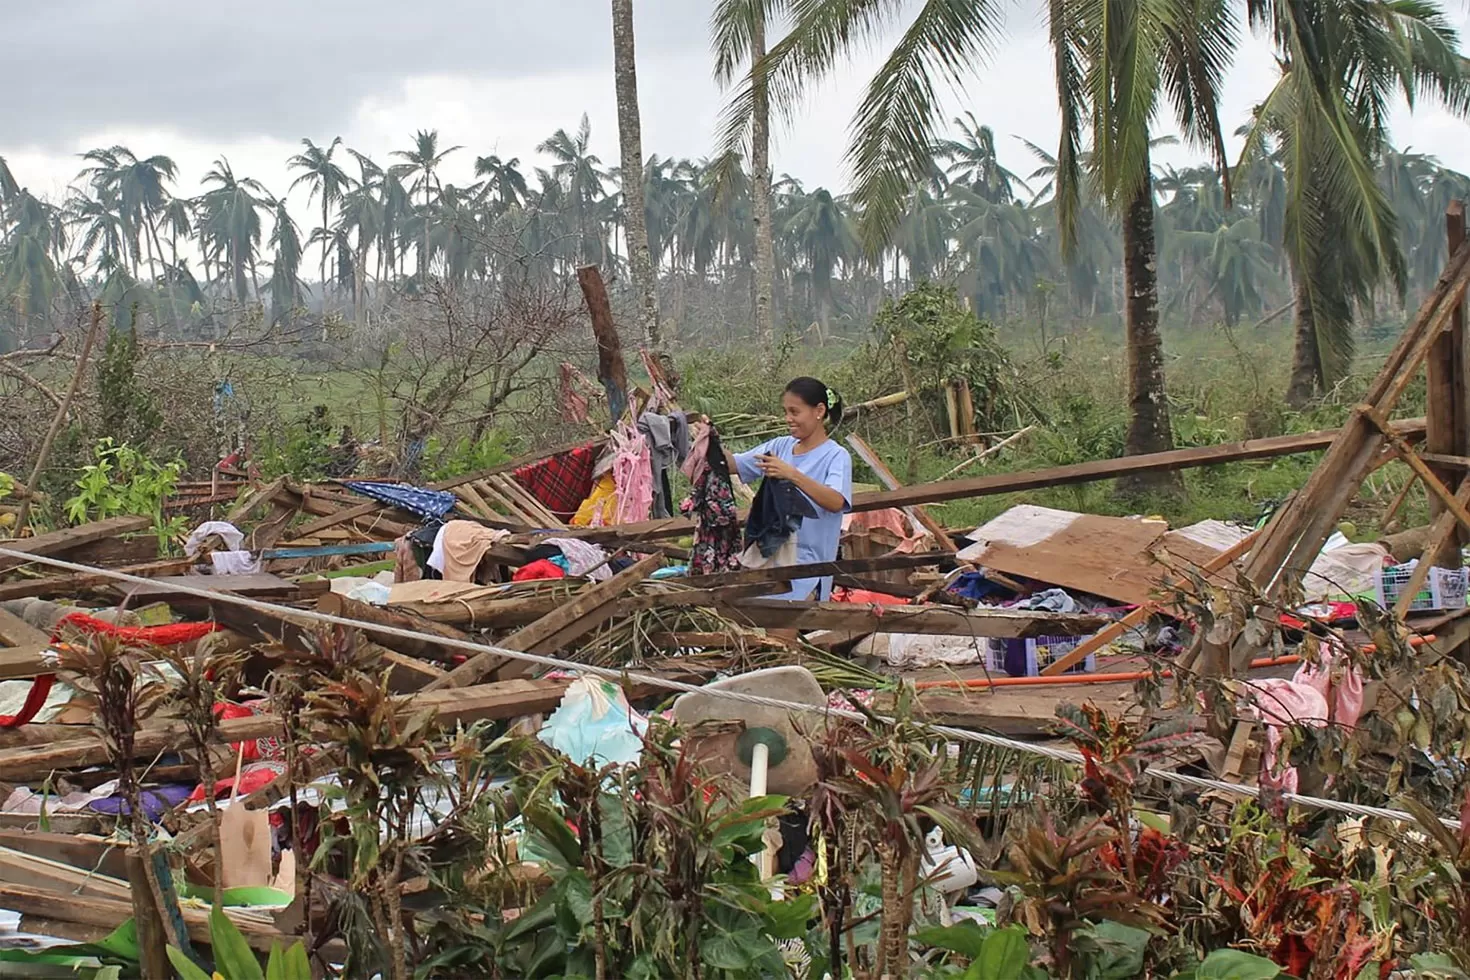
[16,304,105,530]
[1427,203,1466,567]
[1450,201,1468,561]
[577,265,630,424]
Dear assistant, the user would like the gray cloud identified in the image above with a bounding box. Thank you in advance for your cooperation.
[4,0,711,147]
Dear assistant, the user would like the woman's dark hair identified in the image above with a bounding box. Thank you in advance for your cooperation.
[784,376,844,428]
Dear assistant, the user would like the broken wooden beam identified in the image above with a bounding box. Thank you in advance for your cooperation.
[847,435,958,552]
[718,599,1106,638]
[424,553,663,689]
[677,552,947,591]
[0,515,152,573]
[0,558,195,602]
[315,591,476,663]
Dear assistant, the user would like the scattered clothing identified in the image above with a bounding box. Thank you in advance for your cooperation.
[1240,678,1331,796]
[513,559,567,582]
[343,481,458,520]
[680,428,742,575]
[571,473,619,528]
[843,509,934,553]
[832,588,909,606]
[428,521,510,583]
[638,412,683,518]
[209,551,262,575]
[734,437,852,601]
[513,444,600,521]
[856,633,987,669]
[186,521,246,556]
[188,761,289,804]
[1012,588,1077,614]
[612,427,655,525]
[948,571,1013,603]
[543,537,612,582]
[214,701,285,763]
[89,784,193,820]
[393,535,423,584]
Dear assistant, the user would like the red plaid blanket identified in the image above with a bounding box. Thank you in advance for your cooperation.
[514,444,599,521]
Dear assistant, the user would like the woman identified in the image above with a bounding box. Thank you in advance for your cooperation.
[725,377,853,601]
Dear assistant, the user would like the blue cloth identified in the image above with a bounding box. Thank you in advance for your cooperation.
[744,478,819,558]
[344,481,458,520]
[734,437,852,601]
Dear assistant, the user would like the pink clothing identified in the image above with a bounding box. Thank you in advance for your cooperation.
[682,424,714,484]
[1240,641,1364,794]
[1293,641,1365,728]
[612,427,654,525]
[843,508,934,553]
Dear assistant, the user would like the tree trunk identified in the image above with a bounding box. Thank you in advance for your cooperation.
[1287,273,1321,407]
[750,2,776,349]
[612,0,662,353]
[1117,166,1179,496]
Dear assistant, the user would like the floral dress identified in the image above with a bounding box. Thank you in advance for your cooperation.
[680,465,742,574]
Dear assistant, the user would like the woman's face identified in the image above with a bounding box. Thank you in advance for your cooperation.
[782,391,826,440]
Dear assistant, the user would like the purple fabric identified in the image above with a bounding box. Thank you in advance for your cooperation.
[89,784,194,820]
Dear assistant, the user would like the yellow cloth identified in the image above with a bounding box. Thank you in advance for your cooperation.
[571,473,618,527]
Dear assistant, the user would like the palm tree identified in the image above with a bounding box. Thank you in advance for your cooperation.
[779,185,853,336]
[611,0,663,351]
[288,137,355,308]
[1241,0,1470,404]
[539,116,608,266]
[267,198,304,320]
[713,0,784,347]
[77,146,177,281]
[719,0,1236,475]
[390,130,463,277]
[197,158,272,303]
[938,112,1028,205]
[0,192,65,324]
[1176,218,1277,325]
[473,154,529,211]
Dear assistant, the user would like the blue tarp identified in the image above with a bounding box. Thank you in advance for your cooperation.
[343,481,458,520]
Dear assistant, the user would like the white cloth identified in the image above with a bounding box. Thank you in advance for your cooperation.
[739,536,798,570]
[210,551,262,575]
[543,537,612,582]
[427,525,450,575]
[855,633,988,669]
[185,521,245,557]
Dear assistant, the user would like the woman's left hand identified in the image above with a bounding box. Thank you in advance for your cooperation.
[755,454,799,481]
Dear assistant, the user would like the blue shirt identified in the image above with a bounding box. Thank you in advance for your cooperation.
[734,437,853,600]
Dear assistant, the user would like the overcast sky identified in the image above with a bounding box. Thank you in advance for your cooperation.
[5,0,1470,218]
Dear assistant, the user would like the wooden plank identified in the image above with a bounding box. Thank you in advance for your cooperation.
[0,832,127,881]
[495,475,565,528]
[847,435,958,553]
[677,552,947,591]
[0,882,289,952]
[455,483,500,521]
[960,506,1206,607]
[315,591,476,663]
[224,477,288,524]
[117,573,323,601]
[0,516,152,572]
[261,541,395,560]
[292,438,603,538]
[0,558,194,602]
[720,599,1106,638]
[1041,529,1262,676]
[1363,406,1470,538]
[478,478,541,525]
[424,554,663,689]
[0,608,50,648]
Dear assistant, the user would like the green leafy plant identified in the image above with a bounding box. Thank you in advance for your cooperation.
[64,438,185,551]
[167,905,311,980]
